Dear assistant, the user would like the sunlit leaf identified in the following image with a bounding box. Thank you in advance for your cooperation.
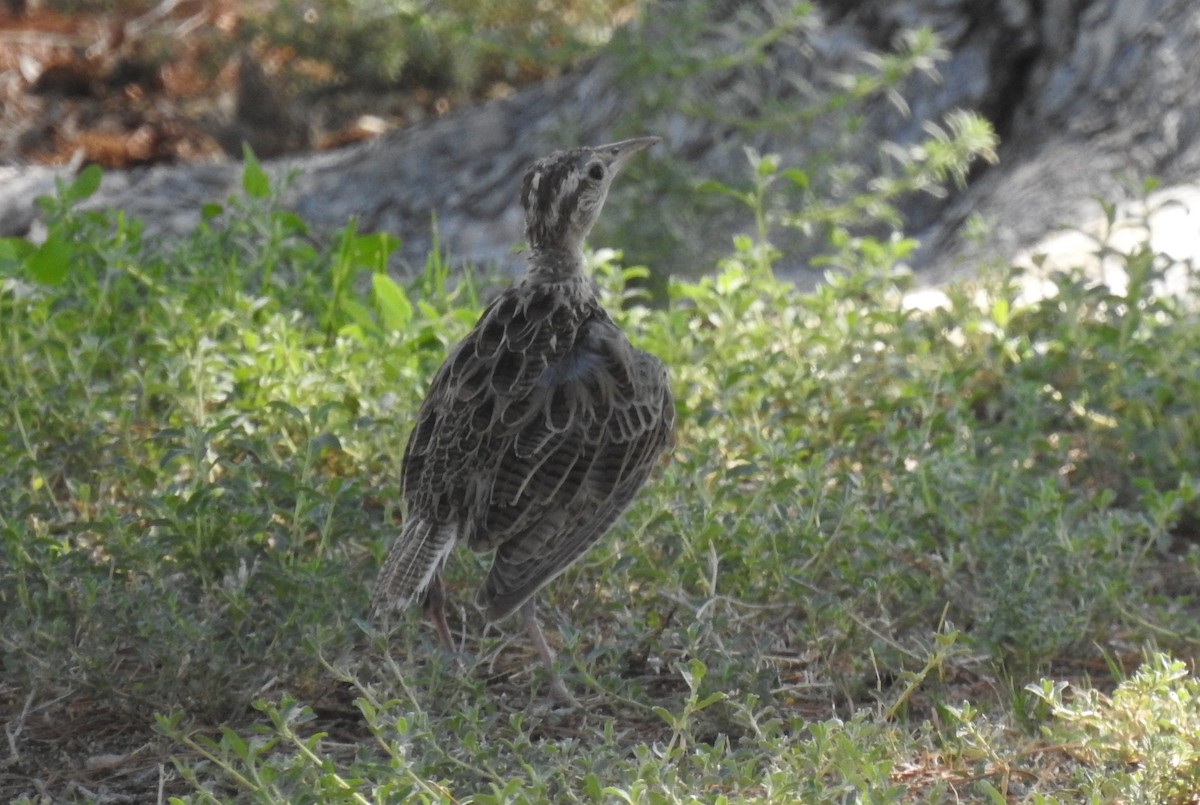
[64,164,102,204]
[241,144,271,199]
[373,273,413,332]
[26,232,73,285]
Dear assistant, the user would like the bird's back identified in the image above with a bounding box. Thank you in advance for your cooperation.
[399,276,673,620]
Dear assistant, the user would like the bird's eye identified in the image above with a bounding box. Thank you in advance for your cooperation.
[587,162,605,181]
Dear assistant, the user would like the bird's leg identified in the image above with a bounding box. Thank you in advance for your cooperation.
[520,599,577,705]
[425,575,455,652]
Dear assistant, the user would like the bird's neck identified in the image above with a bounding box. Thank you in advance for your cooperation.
[526,244,587,283]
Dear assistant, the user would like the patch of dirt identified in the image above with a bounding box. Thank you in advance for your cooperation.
[0,0,519,170]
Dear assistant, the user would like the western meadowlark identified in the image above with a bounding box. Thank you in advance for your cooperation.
[370,137,674,703]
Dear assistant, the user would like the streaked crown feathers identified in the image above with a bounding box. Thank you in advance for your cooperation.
[520,148,612,252]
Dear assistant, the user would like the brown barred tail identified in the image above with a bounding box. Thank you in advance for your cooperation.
[369,519,455,623]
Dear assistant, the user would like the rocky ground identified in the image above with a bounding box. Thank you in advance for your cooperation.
[6,1,1200,292]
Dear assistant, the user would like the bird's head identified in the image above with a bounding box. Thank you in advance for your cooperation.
[520,136,659,260]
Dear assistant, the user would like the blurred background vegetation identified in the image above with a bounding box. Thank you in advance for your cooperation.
[3,0,639,164]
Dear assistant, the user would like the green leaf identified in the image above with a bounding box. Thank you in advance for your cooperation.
[219,726,249,757]
[754,153,781,177]
[975,781,1008,805]
[339,298,376,331]
[337,323,368,342]
[373,273,413,331]
[693,691,727,711]
[241,144,270,199]
[583,774,603,800]
[782,168,809,188]
[26,232,74,285]
[330,220,359,290]
[64,164,102,203]
[266,400,305,420]
[201,202,224,219]
[651,705,676,727]
[696,179,751,204]
[0,236,35,269]
[348,231,401,272]
[991,297,1009,328]
[355,698,377,722]
[275,211,310,235]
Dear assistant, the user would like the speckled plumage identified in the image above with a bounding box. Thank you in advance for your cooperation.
[369,138,673,700]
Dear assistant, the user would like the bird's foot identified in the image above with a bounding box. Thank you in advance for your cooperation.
[547,673,579,707]
[520,599,581,707]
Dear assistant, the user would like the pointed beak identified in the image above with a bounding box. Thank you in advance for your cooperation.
[593,136,661,175]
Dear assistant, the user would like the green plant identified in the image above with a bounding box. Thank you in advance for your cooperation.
[1028,654,1200,803]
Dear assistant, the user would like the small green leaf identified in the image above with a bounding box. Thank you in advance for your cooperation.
[0,236,35,267]
[219,726,249,757]
[339,298,376,332]
[373,272,413,331]
[201,202,223,219]
[651,705,676,727]
[64,164,102,203]
[275,210,310,235]
[27,232,74,285]
[241,144,270,198]
[975,781,1008,805]
[991,297,1009,328]
[696,179,751,205]
[348,231,401,271]
[782,168,809,188]
[354,698,377,722]
[583,774,603,800]
[693,691,727,711]
[683,657,707,691]
[266,400,305,420]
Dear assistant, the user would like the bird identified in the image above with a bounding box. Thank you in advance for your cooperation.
[369,136,675,703]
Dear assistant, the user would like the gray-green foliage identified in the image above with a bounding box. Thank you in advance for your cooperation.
[4,137,1200,800]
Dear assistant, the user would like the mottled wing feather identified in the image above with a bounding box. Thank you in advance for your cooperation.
[477,346,674,621]
[400,289,585,522]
